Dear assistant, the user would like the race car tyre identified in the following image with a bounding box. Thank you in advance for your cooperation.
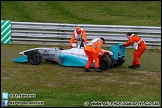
[28,50,43,65]
[99,54,112,70]
[117,57,125,66]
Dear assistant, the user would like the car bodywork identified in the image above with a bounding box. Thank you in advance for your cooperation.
[14,43,126,70]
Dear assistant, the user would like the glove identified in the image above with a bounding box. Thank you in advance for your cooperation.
[120,44,124,48]
[59,46,64,50]
[69,45,73,49]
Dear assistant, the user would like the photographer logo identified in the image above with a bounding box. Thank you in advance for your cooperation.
[2,100,8,106]
[2,92,8,99]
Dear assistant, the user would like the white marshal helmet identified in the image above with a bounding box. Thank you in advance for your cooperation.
[90,38,100,43]
[87,38,99,45]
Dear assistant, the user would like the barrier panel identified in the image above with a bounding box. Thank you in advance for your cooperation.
[1,20,11,44]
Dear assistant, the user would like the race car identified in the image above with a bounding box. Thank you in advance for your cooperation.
[13,39,125,70]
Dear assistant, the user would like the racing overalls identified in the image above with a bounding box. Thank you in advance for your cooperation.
[84,38,104,69]
[69,28,88,48]
[123,34,147,66]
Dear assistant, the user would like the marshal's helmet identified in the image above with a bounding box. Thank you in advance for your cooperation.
[76,26,81,35]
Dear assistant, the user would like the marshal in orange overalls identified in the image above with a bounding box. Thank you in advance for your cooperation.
[69,26,88,48]
[123,33,147,67]
[84,38,105,69]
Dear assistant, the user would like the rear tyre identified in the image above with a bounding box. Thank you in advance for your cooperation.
[28,50,42,65]
[99,55,112,70]
[117,57,125,66]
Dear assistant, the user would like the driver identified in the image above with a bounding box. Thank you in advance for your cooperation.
[69,26,88,49]
[84,37,105,72]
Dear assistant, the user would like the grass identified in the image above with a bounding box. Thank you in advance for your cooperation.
[1,1,161,26]
[1,44,161,107]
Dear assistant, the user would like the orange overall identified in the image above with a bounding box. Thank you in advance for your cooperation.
[84,39,104,69]
[123,34,147,66]
[69,27,88,48]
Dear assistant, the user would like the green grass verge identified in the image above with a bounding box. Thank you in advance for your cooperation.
[1,44,161,107]
[1,1,161,26]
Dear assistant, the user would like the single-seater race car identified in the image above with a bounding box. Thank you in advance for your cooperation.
[14,38,126,70]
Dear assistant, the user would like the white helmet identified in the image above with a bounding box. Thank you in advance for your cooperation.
[87,38,100,45]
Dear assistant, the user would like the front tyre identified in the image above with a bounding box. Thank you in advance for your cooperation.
[99,55,112,70]
[28,50,43,65]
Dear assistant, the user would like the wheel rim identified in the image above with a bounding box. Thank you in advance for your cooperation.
[29,52,42,64]
[100,58,107,67]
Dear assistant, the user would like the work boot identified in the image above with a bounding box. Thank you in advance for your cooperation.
[85,68,90,72]
[128,65,134,68]
[132,64,141,69]
[94,68,102,72]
